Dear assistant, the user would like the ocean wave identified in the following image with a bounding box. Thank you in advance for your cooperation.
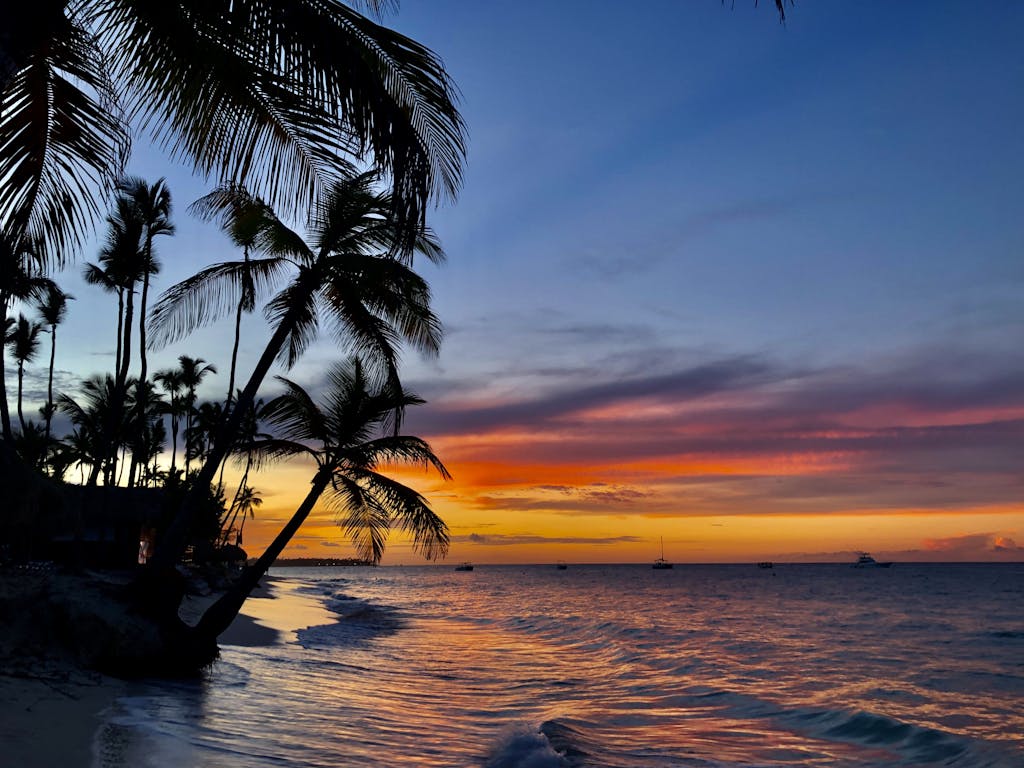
[484,724,570,768]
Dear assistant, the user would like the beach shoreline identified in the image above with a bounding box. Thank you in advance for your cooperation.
[0,573,286,768]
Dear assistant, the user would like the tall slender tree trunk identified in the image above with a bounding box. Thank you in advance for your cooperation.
[0,343,11,442]
[118,286,134,387]
[129,266,152,487]
[226,246,249,410]
[151,277,316,572]
[44,324,56,444]
[169,401,179,473]
[195,469,331,640]
[16,360,26,433]
[0,293,12,442]
[115,289,124,380]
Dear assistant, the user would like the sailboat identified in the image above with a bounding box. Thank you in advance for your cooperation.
[653,537,673,569]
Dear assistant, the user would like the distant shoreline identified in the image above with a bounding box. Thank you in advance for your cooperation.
[272,558,374,567]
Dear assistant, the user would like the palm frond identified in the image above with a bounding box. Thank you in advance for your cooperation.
[148,256,291,348]
[263,276,321,367]
[92,0,361,220]
[359,434,450,480]
[0,11,128,254]
[261,376,329,445]
[243,436,314,471]
[90,0,465,246]
[327,474,390,563]
[353,470,449,561]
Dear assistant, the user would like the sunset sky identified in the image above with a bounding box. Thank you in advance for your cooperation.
[17,2,1024,564]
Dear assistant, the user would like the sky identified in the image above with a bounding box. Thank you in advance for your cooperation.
[12,1,1024,564]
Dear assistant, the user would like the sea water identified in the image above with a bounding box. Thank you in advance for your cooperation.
[93,564,1024,767]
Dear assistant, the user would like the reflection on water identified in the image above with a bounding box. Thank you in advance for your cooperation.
[95,564,1024,767]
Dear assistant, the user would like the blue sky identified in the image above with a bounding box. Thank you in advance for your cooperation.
[16,1,1024,561]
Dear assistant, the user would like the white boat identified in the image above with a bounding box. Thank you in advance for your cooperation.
[653,537,672,569]
[851,552,892,569]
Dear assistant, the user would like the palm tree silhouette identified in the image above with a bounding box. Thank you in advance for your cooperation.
[58,374,128,485]
[6,313,42,434]
[116,177,173,487]
[153,367,187,476]
[1,2,466,258]
[0,233,56,441]
[35,284,73,447]
[176,356,217,476]
[149,174,443,567]
[195,356,450,640]
[189,186,268,413]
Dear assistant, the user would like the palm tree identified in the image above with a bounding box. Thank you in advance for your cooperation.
[153,368,185,475]
[35,284,73,446]
[117,177,172,386]
[222,485,262,547]
[189,186,267,413]
[1,2,466,259]
[176,356,217,475]
[6,313,43,434]
[149,174,443,567]
[58,374,128,485]
[0,233,55,441]
[82,197,145,383]
[195,356,450,640]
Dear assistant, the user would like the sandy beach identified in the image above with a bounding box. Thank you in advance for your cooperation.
[0,575,285,768]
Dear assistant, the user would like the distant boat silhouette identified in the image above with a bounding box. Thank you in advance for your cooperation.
[555,560,568,570]
[454,562,473,571]
[757,561,774,569]
[851,552,892,569]
[653,537,672,569]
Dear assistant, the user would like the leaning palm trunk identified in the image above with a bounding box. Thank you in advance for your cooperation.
[150,277,316,571]
[195,467,331,640]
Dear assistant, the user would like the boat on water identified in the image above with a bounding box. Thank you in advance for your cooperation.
[454,562,474,571]
[653,537,672,569]
[555,561,568,570]
[851,552,892,569]
[757,561,774,569]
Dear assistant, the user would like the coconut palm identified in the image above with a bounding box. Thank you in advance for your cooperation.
[58,374,129,485]
[35,284,73,446]
[153,368,185,475]
[188,187,269,413]
[149,173,443,567]
[221,485,262,547]
[0,233,56,441]
[82,196,145,383]
[176,356,217,475]
[1,1,465,259]
[6,313,43,434]
[195,356,450,640]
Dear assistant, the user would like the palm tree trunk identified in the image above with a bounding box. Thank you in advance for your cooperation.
[115,288,124,380]
[0,292,12,442]
[44,324,55,444]
[170,401,179,473]
[129,267,152,487]
[16,361,26,433]
[195,469,331,640]
[0,343,11,442]
[151,277,316,571]
[119,286,134,387]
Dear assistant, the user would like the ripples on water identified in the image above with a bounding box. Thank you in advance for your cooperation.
[95,564,1024,767]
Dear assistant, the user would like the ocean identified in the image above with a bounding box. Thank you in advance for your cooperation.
[93,564,1024,767]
